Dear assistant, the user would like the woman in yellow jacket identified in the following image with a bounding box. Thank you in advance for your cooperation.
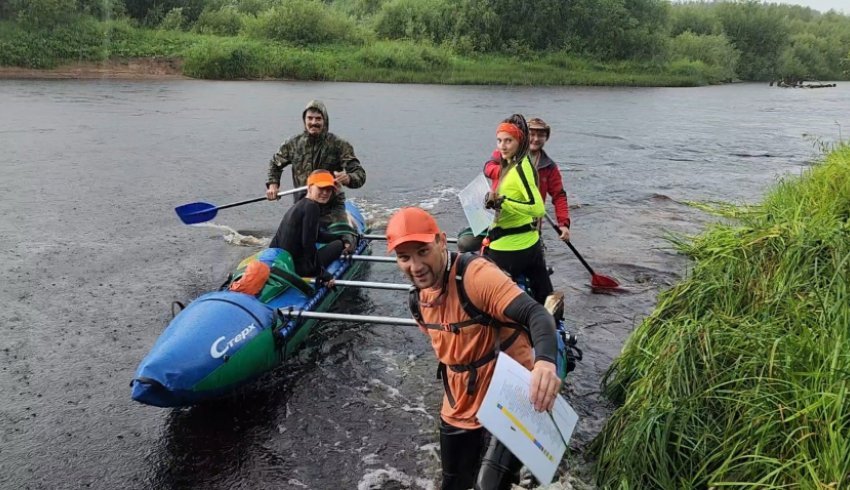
[482,114,554,304]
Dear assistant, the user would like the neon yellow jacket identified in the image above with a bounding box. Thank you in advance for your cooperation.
[489,155,544,251]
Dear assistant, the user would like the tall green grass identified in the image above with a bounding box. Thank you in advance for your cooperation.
[241,0,367,45]
[181,38,339,79]
[0,17,728,86]
[0,19,194,68]
[592,145,850,488]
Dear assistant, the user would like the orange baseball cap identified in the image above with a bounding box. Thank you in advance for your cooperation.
[307,170,336,188]
[385,207,441,252]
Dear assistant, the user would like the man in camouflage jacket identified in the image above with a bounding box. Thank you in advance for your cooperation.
[266,100,366,247]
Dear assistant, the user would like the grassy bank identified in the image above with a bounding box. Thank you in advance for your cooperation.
[591,145,850,488]
[0,19,719,86]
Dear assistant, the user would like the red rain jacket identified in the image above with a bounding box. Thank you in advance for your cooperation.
[484,149,571,228]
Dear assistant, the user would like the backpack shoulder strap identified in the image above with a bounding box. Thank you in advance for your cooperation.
[408,252,482,332]
[454,252,494,326]
[457,253,530,336]
[408,252,522,332]
[408,252,461,327]
[408,286,425,325]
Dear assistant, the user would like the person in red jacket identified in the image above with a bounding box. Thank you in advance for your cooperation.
[458,117,571,252]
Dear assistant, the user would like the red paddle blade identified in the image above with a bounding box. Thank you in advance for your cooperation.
[591,274,620,289]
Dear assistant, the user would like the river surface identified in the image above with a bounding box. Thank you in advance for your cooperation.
[1,80,848,490]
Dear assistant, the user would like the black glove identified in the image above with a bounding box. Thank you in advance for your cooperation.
[339,238,351,257]
[315,270,335,290]
[342,233,360,254]
[484,192,504,210]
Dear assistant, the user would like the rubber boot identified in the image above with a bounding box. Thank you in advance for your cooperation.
[439,419,487,490]
[474,438,522,490]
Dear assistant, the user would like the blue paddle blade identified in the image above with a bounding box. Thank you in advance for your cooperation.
[175,202,218,225]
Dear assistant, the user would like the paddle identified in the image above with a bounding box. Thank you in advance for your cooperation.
[175,186,308,225]
[543,212,620,289]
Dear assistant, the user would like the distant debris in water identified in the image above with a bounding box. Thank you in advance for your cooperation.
[191,222,268,247]
[357,467,435,490]
[223,230,267,247]
[770,78,837,89]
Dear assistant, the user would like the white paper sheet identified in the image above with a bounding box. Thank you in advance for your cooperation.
[476,354,579,484]
[458,174,495,236]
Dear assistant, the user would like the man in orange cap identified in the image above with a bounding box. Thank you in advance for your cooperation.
[268,170,349,285]
[386,206,562,490]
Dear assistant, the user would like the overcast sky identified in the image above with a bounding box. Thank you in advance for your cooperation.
[771,0,850,14]
[770,0,848,13]
[674,0,848,14]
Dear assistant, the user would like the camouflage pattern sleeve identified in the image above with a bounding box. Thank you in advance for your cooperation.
[267,139,294,186]
[338,139,366,189]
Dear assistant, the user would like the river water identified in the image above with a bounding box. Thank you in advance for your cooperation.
[1,80,847,489]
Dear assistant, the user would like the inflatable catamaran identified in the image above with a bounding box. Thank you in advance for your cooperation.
[131,201,582,408]
[130,202,372,407]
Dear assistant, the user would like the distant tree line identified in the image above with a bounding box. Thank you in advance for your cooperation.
[3,0,850,81]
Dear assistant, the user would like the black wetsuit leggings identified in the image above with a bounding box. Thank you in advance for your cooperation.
[439,419,522,490]
[484,240,553,305]
[293,240,345,277]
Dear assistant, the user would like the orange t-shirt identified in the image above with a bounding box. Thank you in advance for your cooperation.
[418,257,534,429]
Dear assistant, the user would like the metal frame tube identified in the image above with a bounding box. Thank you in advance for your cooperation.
[362,234,458,244]
[278,309,418,326]
[308,278,412,291]
[347,255,396,263]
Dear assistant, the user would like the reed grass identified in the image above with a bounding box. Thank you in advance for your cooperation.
[592,145,850,488]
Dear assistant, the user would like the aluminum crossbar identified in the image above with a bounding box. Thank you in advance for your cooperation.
[308,278,412,291]
[277,309,418,326]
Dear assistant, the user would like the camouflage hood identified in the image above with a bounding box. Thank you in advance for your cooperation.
[302,100,329,135]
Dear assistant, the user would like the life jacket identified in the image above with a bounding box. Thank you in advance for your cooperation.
[486,156,542,251]
[485,222,537,242]
[484,149,571,228]
[408,252,530,408]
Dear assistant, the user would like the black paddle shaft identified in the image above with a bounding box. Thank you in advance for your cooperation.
[543,212,597,276]
[205,185,308,212]
[215,196,266,211]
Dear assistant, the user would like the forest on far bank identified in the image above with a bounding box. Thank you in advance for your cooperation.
[2,0,849,84]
